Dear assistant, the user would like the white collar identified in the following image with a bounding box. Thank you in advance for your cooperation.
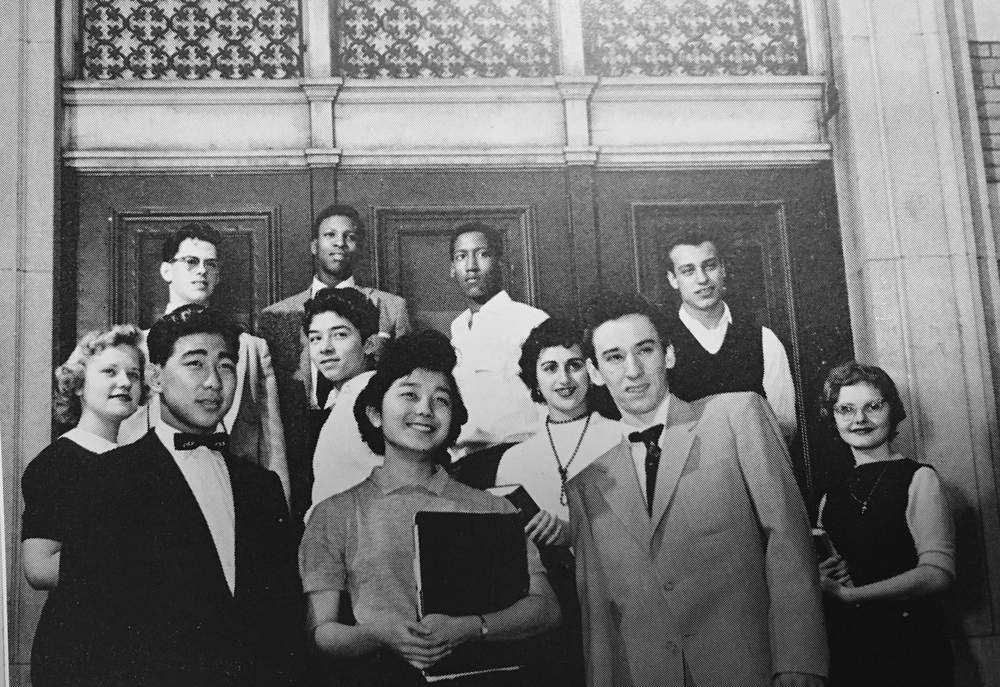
[311,275,355,297]
[460,289,511,324]
[678,301,732,334]
[620,392,671,433]
[62,427,117,454]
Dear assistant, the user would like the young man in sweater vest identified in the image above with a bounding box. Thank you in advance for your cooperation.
[665,232,797,440]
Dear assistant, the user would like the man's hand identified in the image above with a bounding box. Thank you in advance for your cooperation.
[525,510,569,547]
[370,617,450,670]
[774,672,826,686]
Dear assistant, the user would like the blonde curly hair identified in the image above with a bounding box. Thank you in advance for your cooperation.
[53,324,147,425]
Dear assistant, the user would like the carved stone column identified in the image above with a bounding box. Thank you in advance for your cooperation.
[828,0,1000,680]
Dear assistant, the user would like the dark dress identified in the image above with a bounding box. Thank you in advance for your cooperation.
[21,436,109,687]
[821,459,954,687]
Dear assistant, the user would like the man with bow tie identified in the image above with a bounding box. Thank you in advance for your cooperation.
[81,305,301,686]
[566,291,827,687]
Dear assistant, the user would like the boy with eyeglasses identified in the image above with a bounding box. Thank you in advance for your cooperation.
[117,223,289,501]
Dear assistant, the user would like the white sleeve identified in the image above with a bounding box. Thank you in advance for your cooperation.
[906,466,956,578]
[761,327,797,441]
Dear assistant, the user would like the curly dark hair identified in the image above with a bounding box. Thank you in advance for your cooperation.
[53,325,147,425]
[146,304,241,367]
[303,287,379,342]
[354,329,467,462]
[820,360,907,442]
[161,222,223,262]
[581,291,673,363]
[518,317,583,403]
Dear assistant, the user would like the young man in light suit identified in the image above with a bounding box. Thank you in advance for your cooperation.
[117,222,289,501]
[566,291,827,687]
[258,204,411,521]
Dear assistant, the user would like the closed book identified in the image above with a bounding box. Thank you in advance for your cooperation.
[487,484,540,528]
[413,511,529,681]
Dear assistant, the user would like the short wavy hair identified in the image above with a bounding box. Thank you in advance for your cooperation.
[161,222,222,262]
[354,329,467,463]
[820,361,907,441]
[518,317,583,404]
[448,221,504,260]
[146,304,241,367]
[581,291,673,363]
[303,287,379,342]
[53,324,147,425]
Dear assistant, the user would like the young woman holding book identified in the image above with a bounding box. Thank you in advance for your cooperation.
[299,329,560,686]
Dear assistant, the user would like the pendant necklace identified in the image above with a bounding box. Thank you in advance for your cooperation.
[849,463,890,515]
[546,413,591,506]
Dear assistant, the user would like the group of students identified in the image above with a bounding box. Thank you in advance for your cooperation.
[21,206,957,687]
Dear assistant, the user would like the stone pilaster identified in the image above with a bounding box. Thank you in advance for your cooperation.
[0,1,58,685]
[828,0,1000,682]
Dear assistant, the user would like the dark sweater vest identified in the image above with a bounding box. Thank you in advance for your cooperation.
[822,459,923,586]
[668,309,765,403]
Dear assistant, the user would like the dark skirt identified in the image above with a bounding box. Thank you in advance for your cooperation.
[826,598,953,687]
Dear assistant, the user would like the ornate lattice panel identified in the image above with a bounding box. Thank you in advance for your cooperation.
[583,0,807,77]
[336,0,557,78]
[81,0,303,79]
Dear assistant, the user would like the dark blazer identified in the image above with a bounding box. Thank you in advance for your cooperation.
[82,431,302,687]
[566,392,827,687]
[258,284,411,521]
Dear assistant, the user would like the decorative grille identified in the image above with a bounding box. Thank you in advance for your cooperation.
[81,0,304,79]
[583,0,807,77]
[335,0,557,78]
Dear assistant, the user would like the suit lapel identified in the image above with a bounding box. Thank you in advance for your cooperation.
[650,395,699,533]
[595,439,654,546]
[143,431,236,601]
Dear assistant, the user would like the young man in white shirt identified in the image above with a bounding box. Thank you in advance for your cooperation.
[305,287,382,508]
[448,222,548,460]
[665,232,797,440]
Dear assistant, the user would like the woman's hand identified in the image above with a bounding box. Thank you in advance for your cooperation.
[818,555,854,601]
[525,510,569,547]
[370,617,451,670]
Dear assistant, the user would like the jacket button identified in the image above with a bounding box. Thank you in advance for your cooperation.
[666,641,678,654]
[663,581,674,592]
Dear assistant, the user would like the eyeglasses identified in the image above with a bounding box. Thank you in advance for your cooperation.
[832,399,888,417]
[171,256,220,273]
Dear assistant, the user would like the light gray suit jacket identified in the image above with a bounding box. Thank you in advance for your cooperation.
[566,391,827,687]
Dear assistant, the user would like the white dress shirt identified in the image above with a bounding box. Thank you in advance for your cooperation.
[310,370,382,511]
[450,290,548,455]
[154,422,236,594]
[620,393,672,507]
[678,303,797,439]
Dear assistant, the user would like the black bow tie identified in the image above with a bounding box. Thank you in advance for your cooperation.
[174,432,228,452]
[628,424,664,447]
[629,424,664,515]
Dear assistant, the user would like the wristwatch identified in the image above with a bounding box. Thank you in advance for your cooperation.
[478,614,488,640]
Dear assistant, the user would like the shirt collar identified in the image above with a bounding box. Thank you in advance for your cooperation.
[370,464,450,496]
[61,427,117,454]
[461,289,511,326]
[620,392,671,434]
[678,301,732,334]
[311,275,355,297]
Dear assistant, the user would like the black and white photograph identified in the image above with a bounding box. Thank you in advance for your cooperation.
[2,0,1000,685]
